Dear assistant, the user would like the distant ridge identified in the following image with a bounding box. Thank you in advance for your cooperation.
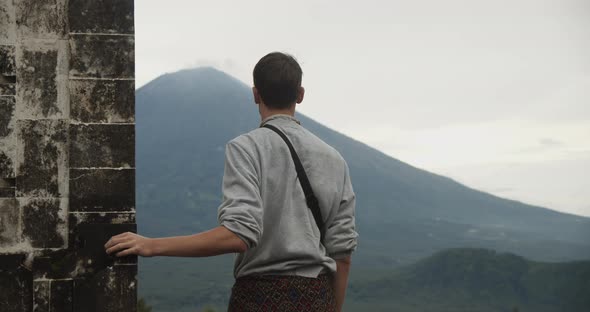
[348,248,590,312]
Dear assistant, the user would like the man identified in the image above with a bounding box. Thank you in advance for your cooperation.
[105,52,358,312]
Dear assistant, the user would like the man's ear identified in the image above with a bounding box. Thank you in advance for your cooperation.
[253,87,261,104]
[296,86,305,104]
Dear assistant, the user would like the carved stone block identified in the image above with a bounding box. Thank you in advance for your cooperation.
[73,264,137,312]
[20,198,67,249]
[15,0,67,39]
[69,124,134,168]
[69,0,134,34]
[16,119,68,197]
[0,96,16,179]
[70,79,134,123]
[0,198,19,248]
[69,35,134,78]
[0,254,33,312]
[70,169,135,212]
[16,42,68,119]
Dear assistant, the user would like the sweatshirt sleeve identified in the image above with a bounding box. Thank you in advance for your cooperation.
[324,161,358,259]
[217,140,263,249]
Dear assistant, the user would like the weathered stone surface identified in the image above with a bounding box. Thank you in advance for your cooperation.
[70,79,134,123]
[33,280,50,312]
[0,178,16,197]
[32,249,76,280]
[33,279,73,312]
[69,0,134,34]
[67,213,136,268]
[50,279,74,312]
[0,253,26,269]
[33,205,137,279]
[68,213,137,271]
[0,96,16,179]
[70,124,134,168]
[0,45,15,76]
[0,95,15,137]
[69,211,136,225]
[0,0,16,44]
[16,42,68,119]
[70,169,134,212]
[70,35,134,78]
[31,216,136,279]
[3,0,136,308]
[16,119,68,198]
[1,44,17,95]
[0,198,19,248]
[73,264,137,312]
[0,254,34,312]
[73,222,137,271]
[20,198,67,249]
[15,0,67,39]
[32,235,136,279]
[0,151,15,180]
[0,83,15,95]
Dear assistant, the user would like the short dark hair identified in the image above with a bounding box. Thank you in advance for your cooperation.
[253,52,302,109]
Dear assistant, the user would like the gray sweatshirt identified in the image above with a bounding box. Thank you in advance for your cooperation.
[218,114,358,278]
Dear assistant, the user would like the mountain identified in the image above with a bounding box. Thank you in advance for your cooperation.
[135,67,590,311]
[136,67,590,262]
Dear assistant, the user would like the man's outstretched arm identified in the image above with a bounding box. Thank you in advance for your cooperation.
[106,140,261,258]
[333,255,352,312]
[104,226,247,257]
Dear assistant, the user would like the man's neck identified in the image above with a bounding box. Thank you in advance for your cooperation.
[260,107,296,122]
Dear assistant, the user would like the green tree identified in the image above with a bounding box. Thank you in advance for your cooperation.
[200,305,218,312]
[138,297,153,312]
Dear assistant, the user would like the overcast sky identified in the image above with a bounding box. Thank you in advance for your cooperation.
[136,0,590,217]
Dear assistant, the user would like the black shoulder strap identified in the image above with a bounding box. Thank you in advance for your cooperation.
[262,124,325,242]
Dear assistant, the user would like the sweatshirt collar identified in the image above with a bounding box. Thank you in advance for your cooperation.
[259,114,301,127]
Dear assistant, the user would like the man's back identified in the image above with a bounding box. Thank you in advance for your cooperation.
[218,114,358,278]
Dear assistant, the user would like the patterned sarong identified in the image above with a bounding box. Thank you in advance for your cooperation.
[227,273,336,312]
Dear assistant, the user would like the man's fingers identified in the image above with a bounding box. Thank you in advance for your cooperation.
[116,246,136,257]
[105,237,121,249]
[105,232,135,248]
[106,240,133,255]
[119,232,132,238]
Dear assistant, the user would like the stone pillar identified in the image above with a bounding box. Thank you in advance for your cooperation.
[0,0,136,311]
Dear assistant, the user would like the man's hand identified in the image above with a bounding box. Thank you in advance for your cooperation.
[104,232,155,257]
